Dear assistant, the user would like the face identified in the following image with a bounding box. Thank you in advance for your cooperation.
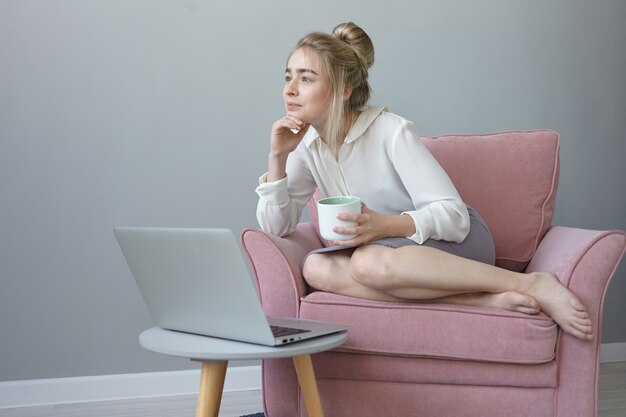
[283,47,332,130]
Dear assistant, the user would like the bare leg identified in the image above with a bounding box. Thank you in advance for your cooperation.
[349,245,593,340]
[304,250,541,311]
[304,252,539,313]
[303,245,593,340]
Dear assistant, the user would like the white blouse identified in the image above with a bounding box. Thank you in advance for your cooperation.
[256,107,470,244]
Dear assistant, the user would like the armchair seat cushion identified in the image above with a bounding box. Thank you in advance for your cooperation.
[300,292,558,364]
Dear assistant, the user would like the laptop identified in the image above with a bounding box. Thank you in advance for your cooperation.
[114,227,347,346]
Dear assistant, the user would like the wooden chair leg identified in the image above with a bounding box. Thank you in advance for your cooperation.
[292,354,324,417]
[196,360,228,417]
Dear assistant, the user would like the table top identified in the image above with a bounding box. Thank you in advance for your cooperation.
[139,327,348,361]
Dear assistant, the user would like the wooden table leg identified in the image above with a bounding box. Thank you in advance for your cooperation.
[292,354,324,417]
[196,360,228,417]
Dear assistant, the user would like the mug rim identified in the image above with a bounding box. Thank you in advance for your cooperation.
[317,196,361,206]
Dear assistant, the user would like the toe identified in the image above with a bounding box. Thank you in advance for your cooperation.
[574,317,591,327]
[526,302,540,314]
[566,325,593,340]
[515,302,540,314]
[512,292,540,315]
[574,309,589,319]
[517,305,540,315]
[571,320,593,335]
[570,298,586,312]
[528,297,540,310]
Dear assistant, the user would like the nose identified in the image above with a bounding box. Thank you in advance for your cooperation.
[284,79,298,96]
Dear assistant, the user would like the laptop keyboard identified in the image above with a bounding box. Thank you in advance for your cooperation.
[270,325,312,337]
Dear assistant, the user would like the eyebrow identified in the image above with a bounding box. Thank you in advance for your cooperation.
[285,67,319,76]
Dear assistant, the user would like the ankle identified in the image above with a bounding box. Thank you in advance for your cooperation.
[515,272,541,296]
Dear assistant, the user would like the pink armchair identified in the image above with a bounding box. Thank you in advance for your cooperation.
[241,130,625,417]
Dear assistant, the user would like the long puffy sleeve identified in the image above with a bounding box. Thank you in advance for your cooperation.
[388,119,470,244]
[255,144,317,237]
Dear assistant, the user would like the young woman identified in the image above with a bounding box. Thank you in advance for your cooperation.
[255,22,593,340]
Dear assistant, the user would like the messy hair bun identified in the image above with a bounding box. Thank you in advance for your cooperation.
[331,22,375,70]
[291,22,375,155]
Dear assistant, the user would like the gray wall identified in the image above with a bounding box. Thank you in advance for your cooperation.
[1,0,624,381]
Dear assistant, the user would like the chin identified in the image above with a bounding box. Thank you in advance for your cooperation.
[287,111,309,123]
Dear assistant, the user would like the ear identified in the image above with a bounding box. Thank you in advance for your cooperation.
[343,84,353,101]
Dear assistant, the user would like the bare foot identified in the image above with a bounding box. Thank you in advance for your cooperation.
[432,291,540,315]
[522,272,594,340]
[481,291,541,315]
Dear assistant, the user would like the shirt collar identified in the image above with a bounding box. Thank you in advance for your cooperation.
[303,106,387,148]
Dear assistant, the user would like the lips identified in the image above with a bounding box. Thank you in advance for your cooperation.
[286,102,302,110]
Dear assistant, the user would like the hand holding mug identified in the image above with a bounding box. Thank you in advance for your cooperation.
[331,204,392,246]
[316,196,362,242]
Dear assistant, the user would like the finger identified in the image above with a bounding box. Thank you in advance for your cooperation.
[334,232,373,246]
[274,116,305,131]
[337,213,371,224]
[337,213,357,222]
[291,124,310,137]
[283,116,309,132]
[286,123,310,138]
[333,226,359,236]
[333,237,364,247]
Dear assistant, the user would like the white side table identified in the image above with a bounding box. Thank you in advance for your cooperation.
[140,327,348,417]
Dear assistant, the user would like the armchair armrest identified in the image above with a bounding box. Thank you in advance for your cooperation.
[526,226,625,307]
[525,226,625,417]
[240,222,324,318]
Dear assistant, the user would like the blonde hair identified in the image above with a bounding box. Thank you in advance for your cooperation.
[291,22,374,155]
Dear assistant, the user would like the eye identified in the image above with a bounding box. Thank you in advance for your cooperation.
[301,76,311,82]
[284,75,292,83]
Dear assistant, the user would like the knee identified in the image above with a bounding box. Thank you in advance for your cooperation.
[302,254,338,292]
[350,246,392,288]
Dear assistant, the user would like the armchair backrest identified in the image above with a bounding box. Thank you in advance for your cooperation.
[308,130,560,271]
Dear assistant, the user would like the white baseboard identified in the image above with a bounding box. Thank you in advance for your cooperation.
[0,365,261,409]
[600,342,626,363]
[2,343,625,409]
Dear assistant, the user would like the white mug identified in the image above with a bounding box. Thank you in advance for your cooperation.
[317,196,362,241]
